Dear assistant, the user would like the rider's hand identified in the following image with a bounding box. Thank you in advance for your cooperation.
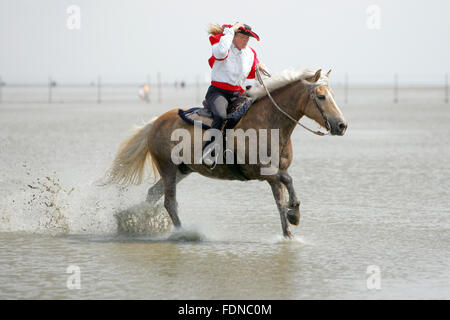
[257,63,271,77]
[257,63,267,72]
[232,22,245,32]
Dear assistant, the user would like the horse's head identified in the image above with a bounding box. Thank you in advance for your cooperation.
[302,69,348,136]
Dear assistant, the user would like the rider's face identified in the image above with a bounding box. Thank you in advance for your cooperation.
[233,33,250,50]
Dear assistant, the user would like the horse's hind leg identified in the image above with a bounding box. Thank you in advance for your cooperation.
[162,169,182,228]
[146,179,164,206]
[280,171,300,226]
[268,181,292,239]
[146,171,189,206]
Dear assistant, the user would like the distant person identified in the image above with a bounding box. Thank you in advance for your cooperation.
[180,81,185,89]
[138,84,150,102]
[201,22,267,165]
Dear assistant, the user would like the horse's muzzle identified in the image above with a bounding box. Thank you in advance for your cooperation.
[329,117,348,136]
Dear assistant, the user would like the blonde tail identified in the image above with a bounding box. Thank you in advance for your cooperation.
[101,117,159,186]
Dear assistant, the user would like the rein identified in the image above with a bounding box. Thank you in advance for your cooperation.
[255,68,330,136]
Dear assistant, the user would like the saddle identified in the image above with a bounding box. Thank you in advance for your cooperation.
[177,94,254,181]
[177,94,252,130]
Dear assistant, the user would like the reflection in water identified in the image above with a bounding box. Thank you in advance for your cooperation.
[105,236,301,299]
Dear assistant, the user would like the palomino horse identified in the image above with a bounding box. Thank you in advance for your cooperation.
[103,68,347,238]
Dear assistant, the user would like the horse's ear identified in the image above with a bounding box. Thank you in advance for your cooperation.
[313,69,322,82]
[326,69,332,78]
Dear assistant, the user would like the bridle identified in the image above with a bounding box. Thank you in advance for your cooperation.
[255,67,330,136]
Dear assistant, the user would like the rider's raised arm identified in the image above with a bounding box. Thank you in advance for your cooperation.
[211,27,234,60]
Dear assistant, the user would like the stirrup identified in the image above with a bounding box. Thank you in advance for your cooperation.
[201,143,219,169]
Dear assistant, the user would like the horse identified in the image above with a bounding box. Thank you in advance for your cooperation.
[102,68,347,239]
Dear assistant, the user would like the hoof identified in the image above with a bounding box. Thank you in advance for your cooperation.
[167,228,205,242]
[283,230,293,239]
[287,206,300,226]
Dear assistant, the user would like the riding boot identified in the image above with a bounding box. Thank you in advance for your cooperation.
[201,117,225,167]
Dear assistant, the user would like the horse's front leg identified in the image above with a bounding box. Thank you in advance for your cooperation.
[280,171,301,226]
[268,181,292,239]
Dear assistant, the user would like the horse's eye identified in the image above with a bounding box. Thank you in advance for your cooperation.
[317,95,326,100]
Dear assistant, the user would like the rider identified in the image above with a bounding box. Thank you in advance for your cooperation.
[202,22,267,165]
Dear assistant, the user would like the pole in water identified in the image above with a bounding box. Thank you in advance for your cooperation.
[445,73,448,104]
[97,75,101,104]
[394,73,398,104]
[157,72,162,103]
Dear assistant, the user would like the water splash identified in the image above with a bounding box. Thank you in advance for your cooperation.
[0,171,171,236]
[167,227,206,242]
[2,174,73,234]
[115,201,171,236]
[273,235,308,245]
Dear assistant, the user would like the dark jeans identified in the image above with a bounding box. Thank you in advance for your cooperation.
[205,85,241,131]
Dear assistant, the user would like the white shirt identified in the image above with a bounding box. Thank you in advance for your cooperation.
[210,27,256,90]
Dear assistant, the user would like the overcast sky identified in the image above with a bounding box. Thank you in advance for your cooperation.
[1,0,449,85]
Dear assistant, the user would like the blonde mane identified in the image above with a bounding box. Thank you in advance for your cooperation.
[246,68,329,100]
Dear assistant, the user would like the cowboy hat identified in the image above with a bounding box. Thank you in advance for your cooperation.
[236,24,260,41]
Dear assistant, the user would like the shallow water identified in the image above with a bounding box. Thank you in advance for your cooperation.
[0,87,449,299]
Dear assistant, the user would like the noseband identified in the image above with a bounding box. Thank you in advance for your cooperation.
[256,68,330,136]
